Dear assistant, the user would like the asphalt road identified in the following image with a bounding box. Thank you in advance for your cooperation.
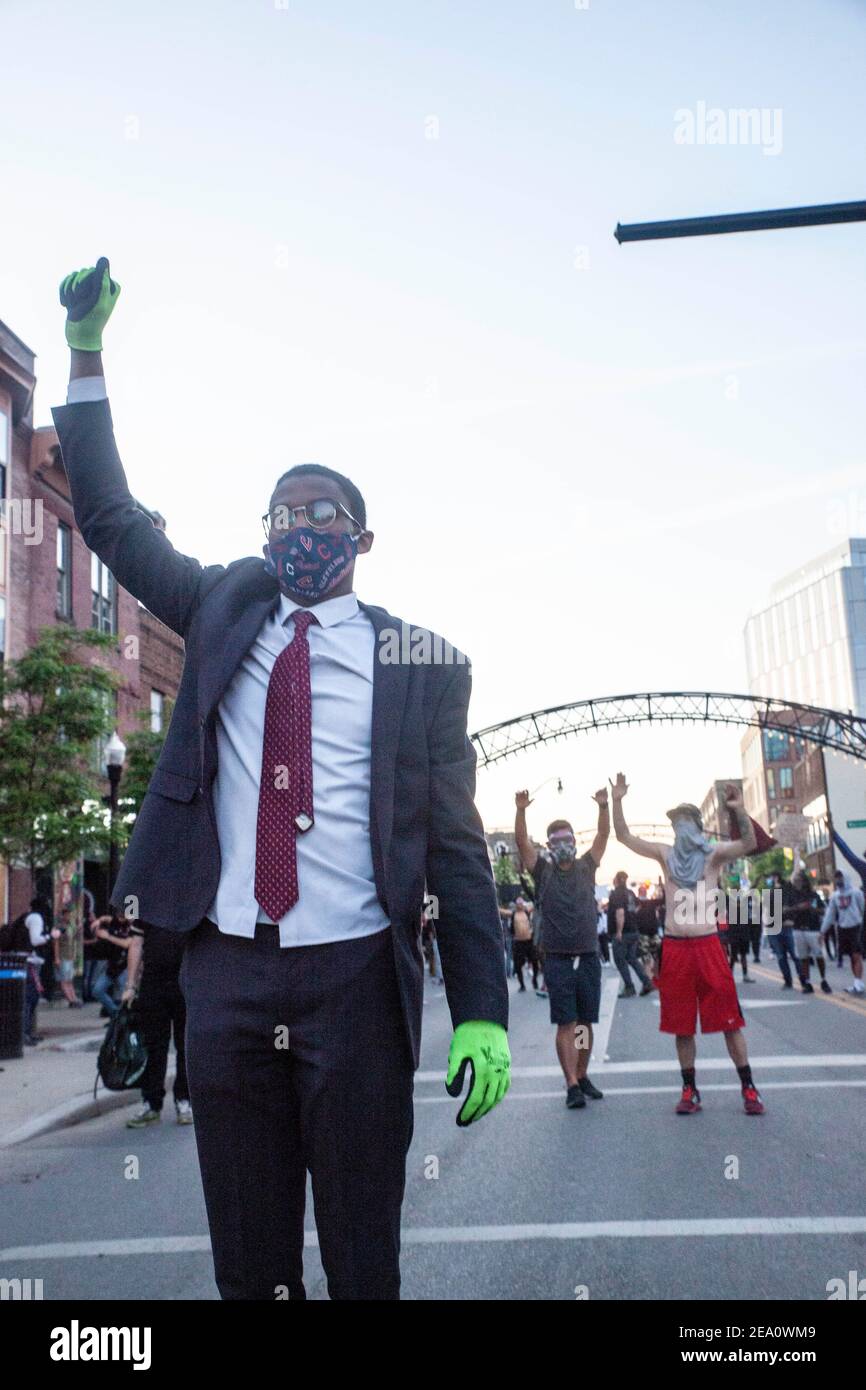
[2,950,866,1301]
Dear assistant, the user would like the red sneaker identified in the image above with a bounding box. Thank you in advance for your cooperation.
[742,1086,765,1115]
[675,1085,701,1114]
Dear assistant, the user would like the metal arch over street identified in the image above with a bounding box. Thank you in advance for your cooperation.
[470,691,866,766]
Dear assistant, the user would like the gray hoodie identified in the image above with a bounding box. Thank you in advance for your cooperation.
[822,874,865,931]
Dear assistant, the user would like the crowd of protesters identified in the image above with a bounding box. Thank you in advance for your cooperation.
[419,854,866,1007]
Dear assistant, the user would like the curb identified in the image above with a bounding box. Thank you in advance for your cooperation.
[1,1065,178,1149]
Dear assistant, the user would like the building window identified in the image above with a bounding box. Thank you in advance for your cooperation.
[57,522,72,618]
[91,552,117,634]
[763,730,790,762]
[766,769,776,800]
[150,689,164,733]
[779,766,794,797]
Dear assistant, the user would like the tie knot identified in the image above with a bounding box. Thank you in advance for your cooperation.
[291,609,319,639]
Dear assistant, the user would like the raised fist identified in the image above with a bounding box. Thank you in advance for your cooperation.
[59,257,121,351]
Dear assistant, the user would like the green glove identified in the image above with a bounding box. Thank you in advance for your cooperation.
[445,1020,511,1126]
[59,257,121,351]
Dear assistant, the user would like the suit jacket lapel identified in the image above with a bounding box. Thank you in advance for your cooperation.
[361,603,410,878]
[197,570,280,720]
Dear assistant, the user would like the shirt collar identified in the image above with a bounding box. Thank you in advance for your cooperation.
[278,590,360,630]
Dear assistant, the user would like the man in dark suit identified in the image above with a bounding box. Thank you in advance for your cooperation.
[54,260,510,1301]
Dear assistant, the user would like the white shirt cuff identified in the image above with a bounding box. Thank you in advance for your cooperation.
[66,376,108,404]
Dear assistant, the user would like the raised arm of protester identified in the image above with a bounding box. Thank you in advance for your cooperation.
[56,260,222,636]
[610,773,665,864]
[710,784,757,864]
[514,789,539,872]
[589,787,610,866]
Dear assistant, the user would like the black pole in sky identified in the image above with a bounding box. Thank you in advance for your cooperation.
[614,199,866,244]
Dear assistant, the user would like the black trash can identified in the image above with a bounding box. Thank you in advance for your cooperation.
[0,951,29,1060]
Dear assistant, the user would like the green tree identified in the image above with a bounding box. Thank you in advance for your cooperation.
[747,847,791,882]
[0,627,119,889]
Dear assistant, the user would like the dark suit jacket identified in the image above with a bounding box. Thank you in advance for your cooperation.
[51,399,508,1067]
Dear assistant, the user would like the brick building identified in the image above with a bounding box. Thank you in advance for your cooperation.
[699,778,744,840]
[0,318,184,921]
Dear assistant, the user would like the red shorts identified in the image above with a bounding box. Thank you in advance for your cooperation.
[659,934,745,1035]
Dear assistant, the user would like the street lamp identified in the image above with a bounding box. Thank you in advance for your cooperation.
[104,731,127,900]
[530,776,564,798]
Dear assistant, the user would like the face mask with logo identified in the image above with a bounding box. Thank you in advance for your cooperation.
[263,527,358,599]
[549,841,577,866]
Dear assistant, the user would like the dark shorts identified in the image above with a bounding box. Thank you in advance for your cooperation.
[837,926,863,960]
[544,951,602,1025]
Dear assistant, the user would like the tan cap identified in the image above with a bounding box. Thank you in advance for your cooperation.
[666,802,704,830]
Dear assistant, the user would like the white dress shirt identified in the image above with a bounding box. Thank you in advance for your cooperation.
[207,590,389,946]
[65,377,389,948]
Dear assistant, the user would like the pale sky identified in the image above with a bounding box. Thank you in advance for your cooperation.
[2,0,865,882]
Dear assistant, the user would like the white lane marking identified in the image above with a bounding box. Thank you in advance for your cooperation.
[651,998,803,1008]
[590,976,620,1063]
[6,1216,866,1260]
[0,1236,213,1260]
[415,1054,866,1082]
[416,1079,866,1102]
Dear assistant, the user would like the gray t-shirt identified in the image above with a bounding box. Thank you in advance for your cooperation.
[532,852,599,955]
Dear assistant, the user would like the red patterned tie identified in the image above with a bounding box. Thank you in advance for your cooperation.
[254,608,319,921]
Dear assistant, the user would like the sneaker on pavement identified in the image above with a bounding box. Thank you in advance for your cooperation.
[578,1077,604,1100]
[742,1086,765,1116]
[675,1085,701,1115]
[619,986,636,999]
[126,1104,161,1129]
[566,1084,586,1109]
[820,979,832,993]
[639,983,653,996]
[801,982,814,994]
[175,1100,193,1125]
[846,982,866,995]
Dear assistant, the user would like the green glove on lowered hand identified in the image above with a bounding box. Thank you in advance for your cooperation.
[445,1020,511,1127]
[59,257,121,351]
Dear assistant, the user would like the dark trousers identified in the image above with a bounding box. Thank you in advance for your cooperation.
[179,920,414,1301]
[769,925,797,986]
[135,970,189,1110]
[613,933,650,989]
[512,939,538,988]
[749,923,762,962]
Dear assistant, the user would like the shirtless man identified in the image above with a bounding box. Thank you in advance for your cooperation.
[610,773,765,1116]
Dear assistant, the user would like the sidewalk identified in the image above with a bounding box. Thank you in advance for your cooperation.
[0,997,144,1147]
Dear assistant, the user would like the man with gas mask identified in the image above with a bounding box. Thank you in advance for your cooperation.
[610,774,765,1117]
[52,260,510,1300]
[514,788,609,1109]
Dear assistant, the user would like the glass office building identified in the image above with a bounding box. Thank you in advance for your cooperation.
[744,539,866,715]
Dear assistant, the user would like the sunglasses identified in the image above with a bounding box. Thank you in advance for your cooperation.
[261,498,364,538]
